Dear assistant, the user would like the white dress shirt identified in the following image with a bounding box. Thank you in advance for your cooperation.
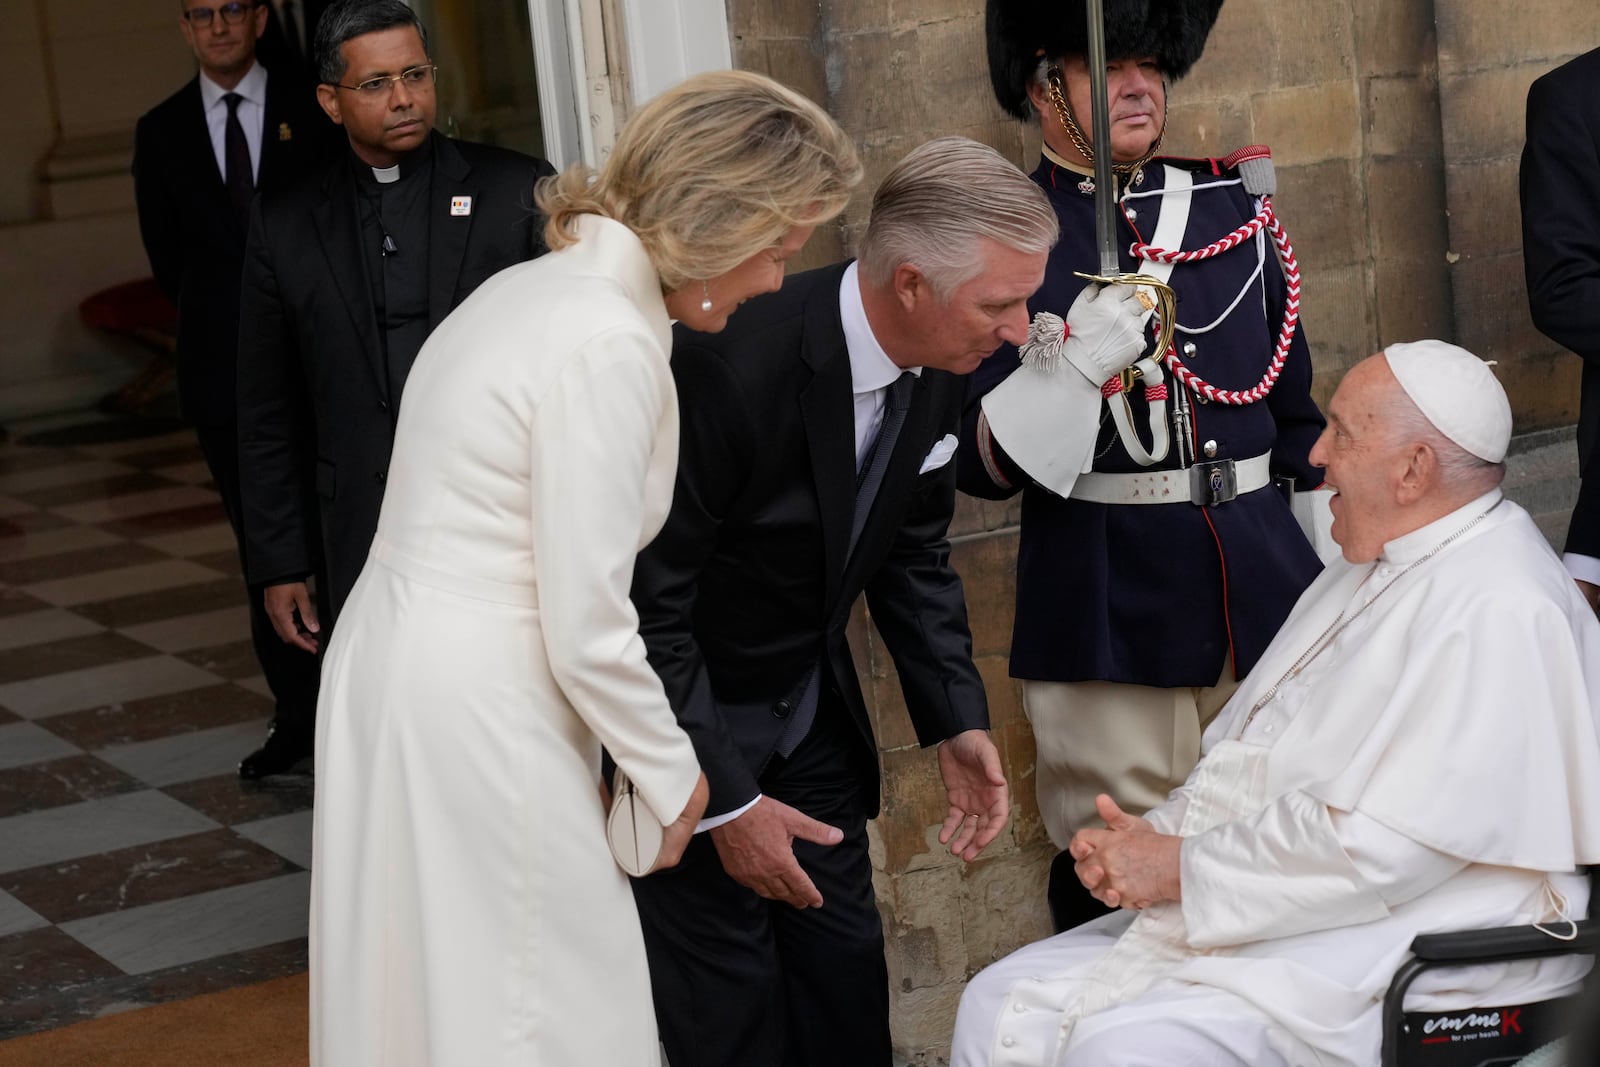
[198,61,268,183]
[839,261,921,471]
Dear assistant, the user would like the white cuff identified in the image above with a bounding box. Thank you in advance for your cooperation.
[979,361,1104,498]
[1292,487,1340,563]
[696,794,761,833]
[1563,552,1600,586]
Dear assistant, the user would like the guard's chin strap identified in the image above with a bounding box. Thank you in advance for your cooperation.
[1046,67,1166,180]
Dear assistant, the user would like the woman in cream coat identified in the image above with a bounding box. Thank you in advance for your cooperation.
[309,71,861,1067]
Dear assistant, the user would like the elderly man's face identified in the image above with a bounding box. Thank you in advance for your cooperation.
[903,240,1047,375]
[1041,55,1166,164]
[317,25,437,168]
[1308,356,1412,563]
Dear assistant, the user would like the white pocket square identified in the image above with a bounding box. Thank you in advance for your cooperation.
[919,434,959,474]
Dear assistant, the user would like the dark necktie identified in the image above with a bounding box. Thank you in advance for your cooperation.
[223,92,254,227]
[774,370,917,759]
[849,370,916,555]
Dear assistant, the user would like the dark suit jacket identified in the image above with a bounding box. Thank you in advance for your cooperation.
[237,132,555,618]
[132,69,336,426]
[631,263,991,818]
[1522,46,1600,556]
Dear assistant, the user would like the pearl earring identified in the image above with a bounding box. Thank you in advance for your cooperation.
[700,281,713,313]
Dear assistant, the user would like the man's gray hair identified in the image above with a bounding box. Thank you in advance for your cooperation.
[314,0,429,85]
[1385,384,1507,493]
[858,137,1059,301]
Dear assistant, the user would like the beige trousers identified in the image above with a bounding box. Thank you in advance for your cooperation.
[1023,665,1238,849]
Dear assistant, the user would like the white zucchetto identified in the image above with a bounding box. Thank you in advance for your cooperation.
[1383,340,1512,463]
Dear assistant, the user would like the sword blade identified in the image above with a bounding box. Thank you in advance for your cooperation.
[1084,0,1120,276]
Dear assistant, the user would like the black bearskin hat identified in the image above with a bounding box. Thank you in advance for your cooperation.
[987,0,1225,119]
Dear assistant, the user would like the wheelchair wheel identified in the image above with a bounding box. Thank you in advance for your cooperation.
[1515,1036,1567,1066]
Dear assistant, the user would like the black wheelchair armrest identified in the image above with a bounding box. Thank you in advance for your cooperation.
[1408,920,1600,964]
[1381,919,1599,1067]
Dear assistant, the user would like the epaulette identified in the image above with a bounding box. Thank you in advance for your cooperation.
[1152,146,1278,197]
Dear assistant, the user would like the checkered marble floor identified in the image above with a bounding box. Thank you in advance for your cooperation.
[0,425,312,1040]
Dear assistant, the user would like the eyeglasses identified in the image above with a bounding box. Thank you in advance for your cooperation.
[182,2,256,27]
[334,65,439,96]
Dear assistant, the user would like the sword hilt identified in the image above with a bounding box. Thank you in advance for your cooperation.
[1072,271,1179,384]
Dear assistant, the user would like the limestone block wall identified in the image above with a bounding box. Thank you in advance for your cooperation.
[1434,5,1600,428]
[724,1,1600,1063]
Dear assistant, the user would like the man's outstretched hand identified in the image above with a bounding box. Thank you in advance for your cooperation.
[936,729,1010,861]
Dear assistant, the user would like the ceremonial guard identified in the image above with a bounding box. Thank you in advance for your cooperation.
[960,0,1331,930]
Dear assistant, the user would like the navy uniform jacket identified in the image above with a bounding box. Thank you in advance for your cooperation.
[956,154,1325,687]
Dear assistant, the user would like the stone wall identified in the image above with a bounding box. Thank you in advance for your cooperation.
[1434,6,1600,428]
[725,1,1600,1062]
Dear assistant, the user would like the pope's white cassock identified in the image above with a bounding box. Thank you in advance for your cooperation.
[953,488,1600,1067]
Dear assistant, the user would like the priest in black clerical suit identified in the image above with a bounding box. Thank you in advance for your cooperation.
[236,0,553,770]
[134,0,339,781]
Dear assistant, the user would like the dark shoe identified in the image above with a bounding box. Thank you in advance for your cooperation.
[1048,849,1115,933]
[238,725,313,780]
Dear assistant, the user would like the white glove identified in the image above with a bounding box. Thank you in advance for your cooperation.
[1061,283,1148,383]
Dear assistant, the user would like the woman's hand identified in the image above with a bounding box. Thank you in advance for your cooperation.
[651,773,710,873]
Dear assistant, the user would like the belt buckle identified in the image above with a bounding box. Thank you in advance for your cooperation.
[1190,458,1238,506]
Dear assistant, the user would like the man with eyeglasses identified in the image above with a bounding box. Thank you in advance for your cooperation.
[235,0,555,776]
[133,0,339,781]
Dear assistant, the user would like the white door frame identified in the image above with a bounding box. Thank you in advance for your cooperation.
[617,0,731,105]
[525,0,586,168]
[526,0,731,168]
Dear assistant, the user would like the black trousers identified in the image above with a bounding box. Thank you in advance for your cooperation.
[631,700,891,1067]
[194,422,320,736]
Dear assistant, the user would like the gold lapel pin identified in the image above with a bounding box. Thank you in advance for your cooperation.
[278,122,293,142]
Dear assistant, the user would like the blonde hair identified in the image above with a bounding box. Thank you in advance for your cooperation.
[857,137,1058,300]
[536,70,862,291]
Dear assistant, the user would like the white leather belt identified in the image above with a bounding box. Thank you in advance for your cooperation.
[1069,452,1273,507]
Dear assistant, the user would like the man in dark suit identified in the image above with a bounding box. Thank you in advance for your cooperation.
[628,137,1144,1067]
[237,0,553,772]
[1521,45,1600,611]
[133,0,339,781]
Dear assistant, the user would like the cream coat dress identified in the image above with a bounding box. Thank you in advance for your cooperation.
[309,215,701,1067]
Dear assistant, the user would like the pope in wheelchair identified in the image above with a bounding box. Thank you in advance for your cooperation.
[951,341,1600,1067]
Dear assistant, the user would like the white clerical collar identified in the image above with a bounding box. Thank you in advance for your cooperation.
[199,61,267,112]
[838,261,920,394]
[1380,487,1504,565]
[371,164,401,184]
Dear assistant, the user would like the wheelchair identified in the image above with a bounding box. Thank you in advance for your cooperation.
[1381,869,1599,1066]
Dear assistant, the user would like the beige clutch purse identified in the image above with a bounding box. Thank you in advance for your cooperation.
[607,768,665,877]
